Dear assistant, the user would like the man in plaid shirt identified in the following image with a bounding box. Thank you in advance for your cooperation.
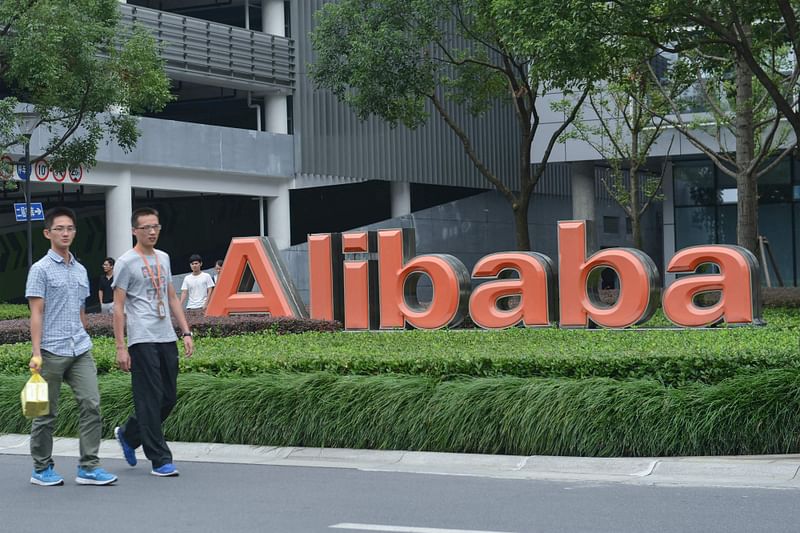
[25,206,117,486]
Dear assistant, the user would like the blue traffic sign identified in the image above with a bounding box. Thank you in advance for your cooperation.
[14,202,44,222]
[15,162,28,180]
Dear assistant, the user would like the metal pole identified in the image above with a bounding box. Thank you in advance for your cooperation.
[25,139,32,270]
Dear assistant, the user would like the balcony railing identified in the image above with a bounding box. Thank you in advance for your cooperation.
[120,4,294,93]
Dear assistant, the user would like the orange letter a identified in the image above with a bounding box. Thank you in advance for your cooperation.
[205,237,308,318]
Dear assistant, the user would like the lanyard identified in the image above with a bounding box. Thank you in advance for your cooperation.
[135,248,167,318]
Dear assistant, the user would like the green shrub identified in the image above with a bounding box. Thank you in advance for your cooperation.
[0,310,797,386]
[0,304,29,321]
[2,370,799,457]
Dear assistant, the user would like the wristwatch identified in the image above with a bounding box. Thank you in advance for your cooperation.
[182,332,193,337]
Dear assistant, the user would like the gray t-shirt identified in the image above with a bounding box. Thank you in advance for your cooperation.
[113,248,178,346]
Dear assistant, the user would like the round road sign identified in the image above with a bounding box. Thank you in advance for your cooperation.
[68,166,83,183]
[34,160,50,181]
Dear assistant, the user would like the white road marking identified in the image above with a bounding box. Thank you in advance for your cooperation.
[329,523,518,533]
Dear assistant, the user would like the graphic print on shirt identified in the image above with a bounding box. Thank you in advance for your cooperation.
[140,265,167,314]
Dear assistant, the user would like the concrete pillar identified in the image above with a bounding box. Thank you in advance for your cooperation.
[571,161,597,250]
[263,0,289,135]
[105,169,133,260]
[390,182,411,218]
[267,185,291,249]
[262,0,285,35]
[263,0,289,243]
[571,161,596,222]
[265,96,288,134]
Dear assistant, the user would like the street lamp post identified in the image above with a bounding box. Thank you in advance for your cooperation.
[15,106,40,271]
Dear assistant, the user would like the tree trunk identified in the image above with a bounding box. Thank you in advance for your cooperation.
[629,124,642,250]
[630,165,642,250]
[512,197,531,251]
[734,50,758,257]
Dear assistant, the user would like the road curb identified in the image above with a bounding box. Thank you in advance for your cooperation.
[2,433,799,489]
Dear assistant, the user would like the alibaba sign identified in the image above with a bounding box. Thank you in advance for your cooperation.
[205,221,762,330]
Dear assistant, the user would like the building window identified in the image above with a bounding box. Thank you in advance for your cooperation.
[603,216,619,234]
[673,158,799,286]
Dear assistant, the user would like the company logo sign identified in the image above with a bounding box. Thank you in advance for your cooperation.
[205,221,762,330]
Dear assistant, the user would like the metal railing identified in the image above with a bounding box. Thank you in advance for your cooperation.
[120,4,294,93]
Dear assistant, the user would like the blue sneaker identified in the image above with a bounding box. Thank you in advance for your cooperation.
[114,426,137,466]
[150,463,179,477]
[76,466,118,485]
[30,465,64,486]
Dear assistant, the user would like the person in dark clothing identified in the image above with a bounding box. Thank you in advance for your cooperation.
[97,257,115,314]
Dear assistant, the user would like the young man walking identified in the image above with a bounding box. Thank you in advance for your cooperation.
[180,254,215,311]
[26,207,117,486]
[112,207,194,477]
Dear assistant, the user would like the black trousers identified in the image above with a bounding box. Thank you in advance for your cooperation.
[120,342,179,468]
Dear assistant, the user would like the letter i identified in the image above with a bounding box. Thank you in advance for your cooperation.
[342,232,379,330]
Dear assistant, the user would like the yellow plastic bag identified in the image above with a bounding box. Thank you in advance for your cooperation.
[21,372,49,418]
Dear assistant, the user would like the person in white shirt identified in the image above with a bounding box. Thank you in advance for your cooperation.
[179,254,215,310]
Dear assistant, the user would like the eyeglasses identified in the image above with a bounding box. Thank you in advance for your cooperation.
[135,224,162,232]
[48,226,76,233]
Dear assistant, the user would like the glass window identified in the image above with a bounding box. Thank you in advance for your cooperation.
[674,164,715,206]
[603,216,619,234]
[758,159,792,203]
[717,205,737,244]
[794,204,800,286]
[760,204,794,286]
[719,188,737,204]
[675,206,716,249]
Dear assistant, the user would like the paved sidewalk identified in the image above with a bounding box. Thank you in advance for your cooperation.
[2,433,799,490]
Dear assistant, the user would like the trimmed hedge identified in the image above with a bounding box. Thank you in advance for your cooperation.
[0,304,30,321]
[0,313,797,386]
[0,313,341,345]
[2,370,800,457]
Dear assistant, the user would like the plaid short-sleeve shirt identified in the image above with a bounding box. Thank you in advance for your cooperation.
[25,249,92,357]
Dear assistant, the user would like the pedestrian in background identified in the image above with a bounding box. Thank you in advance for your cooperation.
[26,207,118,486]
[213,259,223,283]
[98,257,115,314]
[180,254,215,311]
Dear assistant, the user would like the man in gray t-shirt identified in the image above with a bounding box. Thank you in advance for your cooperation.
[111,207,194,478]
[113,248,178,345]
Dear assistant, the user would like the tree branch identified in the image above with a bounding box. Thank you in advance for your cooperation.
[428,91,515,202]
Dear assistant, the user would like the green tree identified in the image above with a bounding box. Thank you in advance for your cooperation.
[0,0,171,177]
[657,0,800,146]
[613,0,796,258]
[566,52,674,250]
[310,0,605,250]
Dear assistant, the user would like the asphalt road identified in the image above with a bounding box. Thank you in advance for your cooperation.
[2,454,799,533]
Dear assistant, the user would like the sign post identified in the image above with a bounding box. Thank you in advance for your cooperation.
[24,141,32,270]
